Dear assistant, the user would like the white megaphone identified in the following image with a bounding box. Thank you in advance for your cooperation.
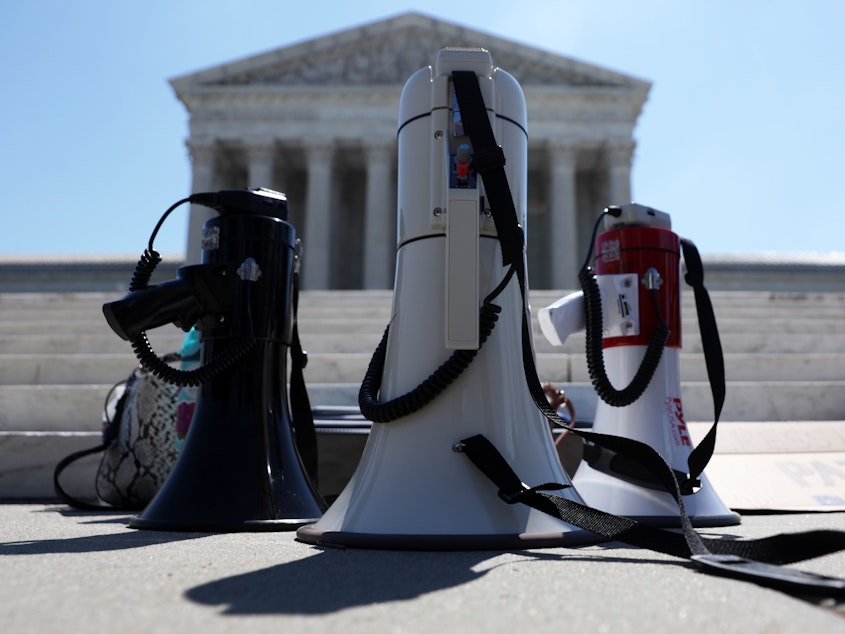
[538,203,740,527]
[298,48,597,549]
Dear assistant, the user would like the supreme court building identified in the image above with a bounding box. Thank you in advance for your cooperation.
[170,12,650,290]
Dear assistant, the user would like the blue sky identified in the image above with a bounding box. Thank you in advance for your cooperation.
[1,1,843,258]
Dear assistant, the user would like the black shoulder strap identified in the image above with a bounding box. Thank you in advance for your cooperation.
[53,378,132,510]
[289,269,318,483]
[457,434,845,596]
[451,69,845,597]
[53,443,112,511]
[680,238,724,486]
[452,70,524,269]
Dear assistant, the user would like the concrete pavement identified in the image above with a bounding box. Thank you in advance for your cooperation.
[1,503,843,633]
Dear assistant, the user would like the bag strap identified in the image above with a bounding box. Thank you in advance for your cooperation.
[53,444,112,511]
[289,267,318,483]
[452,69,845,597]
[679,238,724,487]
[53,379,132,510]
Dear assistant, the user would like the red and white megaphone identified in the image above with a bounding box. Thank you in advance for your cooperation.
[298,48,597,549]
[538,203,739,527]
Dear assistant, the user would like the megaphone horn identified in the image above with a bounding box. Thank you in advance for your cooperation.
[104,191,326,531]
[297,48,598,550]
[539,203,739,528]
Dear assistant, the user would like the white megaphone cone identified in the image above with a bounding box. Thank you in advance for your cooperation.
[298,48,597,549]
[538,203,739,528]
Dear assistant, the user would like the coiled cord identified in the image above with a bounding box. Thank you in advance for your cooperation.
[124,194,255,387]
[578,207,670,407]
[579,264,669,407]
[129,248,162,292]
[358,266,514,423]
[130,330,254,387]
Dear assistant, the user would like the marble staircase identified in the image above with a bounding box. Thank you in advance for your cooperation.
[1,288,844,498]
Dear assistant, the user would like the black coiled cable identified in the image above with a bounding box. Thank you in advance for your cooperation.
[358,266,514,423]
[579,261,670,408]
[124,195,255,387]
[130,330,254,387]
[129,248,162,292]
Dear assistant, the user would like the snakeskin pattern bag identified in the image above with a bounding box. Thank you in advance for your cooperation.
[54,318,315,510]
[93,356,193,508]
[54,343,199,510]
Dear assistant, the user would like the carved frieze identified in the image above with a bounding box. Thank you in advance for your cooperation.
[191,15,644,89]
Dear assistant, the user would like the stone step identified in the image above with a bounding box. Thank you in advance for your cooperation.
[0,354,139,385]
[3,298,841,323]
[0,383,368,433]
[2,379,844,433]
[2,350,842,387]
[3,290,844,316]
[0,291,840,326]
[2,424,368,501]
[3,312,845,337]
[2,284,842,502]
[533,290,845,310]
[532,304,845,322]
[2,430,355,501]
[0,290,388,308]
[1,431,104,499]
[531,331,845,355]
[541,352,845,384]
[0,310,845,344]
[7,288,842,304]
[3,418,844,500]
[0,352,375,386]
[0,333,188,355]
[4,328,845,356]
[0,305,390,325]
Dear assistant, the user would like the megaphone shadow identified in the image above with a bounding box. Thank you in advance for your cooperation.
[185,546,496,615]
[185,543,687,616]
[0,527,208,556]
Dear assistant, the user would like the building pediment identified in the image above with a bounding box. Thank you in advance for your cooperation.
[171,12,649,91]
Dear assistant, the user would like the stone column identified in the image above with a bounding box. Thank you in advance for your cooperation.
[548,142,579,289]
[362,140,395,289]
[185,139,217,264]
[302,141,335,289]
[245,140,276,190]
[605,140,635,206]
